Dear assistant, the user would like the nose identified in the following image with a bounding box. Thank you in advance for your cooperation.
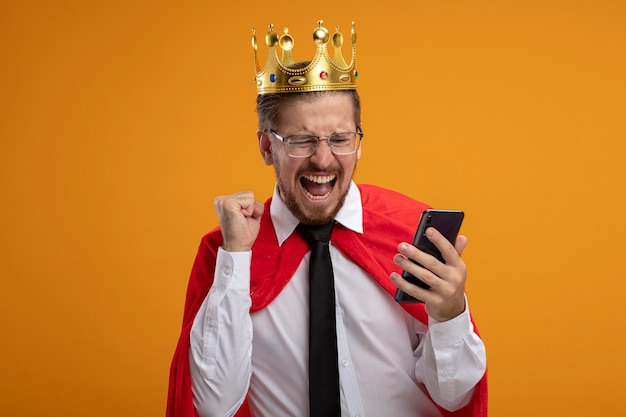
[309,139,335,167]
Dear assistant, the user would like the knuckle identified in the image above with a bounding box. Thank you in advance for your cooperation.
[423,257,440,271]
[439,285,455,299]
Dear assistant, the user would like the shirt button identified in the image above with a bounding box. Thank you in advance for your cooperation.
[341,359,349,367]
[222,266,232,276]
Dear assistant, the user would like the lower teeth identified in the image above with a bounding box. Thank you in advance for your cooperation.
[304,188,332,200]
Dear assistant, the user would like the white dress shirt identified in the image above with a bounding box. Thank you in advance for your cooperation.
[189,182,486,417]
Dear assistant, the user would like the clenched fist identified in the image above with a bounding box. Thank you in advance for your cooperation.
[214,191,265,252]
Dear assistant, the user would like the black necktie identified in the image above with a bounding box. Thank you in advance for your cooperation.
[297,221,341,417]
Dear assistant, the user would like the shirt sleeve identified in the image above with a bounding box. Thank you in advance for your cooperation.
[188,248,253,417]
[414,298,487,412]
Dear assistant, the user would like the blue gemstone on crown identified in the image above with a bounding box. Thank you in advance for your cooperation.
[270,74,276,83]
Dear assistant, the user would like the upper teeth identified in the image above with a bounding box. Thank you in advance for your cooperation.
[303,174,336,184]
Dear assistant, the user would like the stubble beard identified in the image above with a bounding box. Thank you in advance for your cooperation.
[273,159,352,226]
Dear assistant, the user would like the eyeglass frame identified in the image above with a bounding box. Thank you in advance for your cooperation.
[267,128,364,158]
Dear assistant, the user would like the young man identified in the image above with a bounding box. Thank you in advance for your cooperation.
[168,21,487,417]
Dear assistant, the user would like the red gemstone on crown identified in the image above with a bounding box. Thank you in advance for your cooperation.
[320,71,328,80]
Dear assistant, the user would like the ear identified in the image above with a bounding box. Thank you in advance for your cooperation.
[356,124,363,160]
[258,130,274,166]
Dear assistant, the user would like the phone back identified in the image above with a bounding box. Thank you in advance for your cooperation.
[395,209,465,303]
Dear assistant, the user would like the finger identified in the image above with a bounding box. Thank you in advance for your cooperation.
[233,193,262,218]
[215,192,256,216]
[454,235,468,256]
[251,201,265,219]
[397,242,444,278]
[390,271,434,303]
[393,252,441,289]
[425,227,462,266]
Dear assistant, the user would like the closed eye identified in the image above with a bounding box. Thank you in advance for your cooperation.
[286,136,318,147]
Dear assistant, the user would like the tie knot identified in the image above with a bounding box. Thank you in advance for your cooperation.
[297,221,335,246]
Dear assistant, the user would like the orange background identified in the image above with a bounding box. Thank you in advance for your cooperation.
[1,1,625,416]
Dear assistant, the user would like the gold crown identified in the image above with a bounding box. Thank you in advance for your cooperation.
[252,20,358,95]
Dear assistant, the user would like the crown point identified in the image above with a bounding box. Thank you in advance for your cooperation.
[279,28,294,51]
[266,24,278,47]
[332,30,343,49]
[313,22,329,45]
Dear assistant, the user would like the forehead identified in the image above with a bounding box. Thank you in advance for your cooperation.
[277,92,355,129]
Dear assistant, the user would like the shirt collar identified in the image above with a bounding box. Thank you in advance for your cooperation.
[270,181,363,246]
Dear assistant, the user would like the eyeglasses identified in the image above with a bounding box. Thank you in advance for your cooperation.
[268,129,364,158]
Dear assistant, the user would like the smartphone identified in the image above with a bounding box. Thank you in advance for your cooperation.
[394,209,465,303]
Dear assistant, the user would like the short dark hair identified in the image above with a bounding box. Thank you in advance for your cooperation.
[256,90,361,132]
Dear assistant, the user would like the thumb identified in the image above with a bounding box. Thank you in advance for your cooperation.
[454,235,468,257]
[251,201,265,219]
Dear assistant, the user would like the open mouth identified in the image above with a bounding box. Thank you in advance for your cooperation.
[300,173,337,200]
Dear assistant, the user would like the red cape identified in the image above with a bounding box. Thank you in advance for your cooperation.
[167,184,487,416]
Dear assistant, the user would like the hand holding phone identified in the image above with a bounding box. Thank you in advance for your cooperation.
[394,209,465,303]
